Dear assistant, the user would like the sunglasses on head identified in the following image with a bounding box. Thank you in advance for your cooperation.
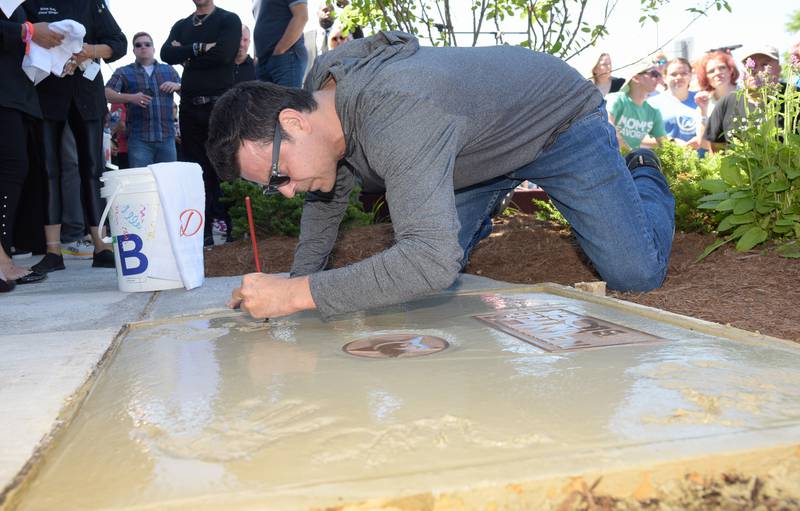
[262,121,291,195]
[134,41,153,48]
[638,69,661,78]
[656,58,667,66]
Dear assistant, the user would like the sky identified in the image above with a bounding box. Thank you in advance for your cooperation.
[104,0,798,80]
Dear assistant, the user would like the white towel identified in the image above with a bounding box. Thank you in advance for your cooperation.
[22,20,85,84]
[149,162,206,290]
[0,0,24,18]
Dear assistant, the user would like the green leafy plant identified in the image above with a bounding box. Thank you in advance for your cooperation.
[221,180,375,239]
[532,198,568,226]
[696,62,800,260]
[653,141,722,233]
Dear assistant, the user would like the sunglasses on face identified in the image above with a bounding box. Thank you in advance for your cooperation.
[262,121,291,195]
[331,35,347,41]
[134,42,153,48]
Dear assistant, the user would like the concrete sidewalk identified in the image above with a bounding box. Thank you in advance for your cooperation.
[0,257,242,503]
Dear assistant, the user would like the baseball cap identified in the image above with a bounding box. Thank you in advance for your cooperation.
[739,45,780,64]
[620,58,661,93]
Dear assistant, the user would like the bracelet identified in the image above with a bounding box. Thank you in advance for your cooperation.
[22,21,34,55]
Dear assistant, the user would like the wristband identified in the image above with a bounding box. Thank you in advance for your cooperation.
[22,21,34,55]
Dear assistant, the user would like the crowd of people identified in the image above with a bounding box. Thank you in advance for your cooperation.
[1,0,369,294]
[1,0,798,311]
[593,42,800,154]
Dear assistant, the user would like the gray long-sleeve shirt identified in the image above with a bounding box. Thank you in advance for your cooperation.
[291,31,602,318]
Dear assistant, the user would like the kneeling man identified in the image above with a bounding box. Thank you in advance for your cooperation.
[207,31,675,319]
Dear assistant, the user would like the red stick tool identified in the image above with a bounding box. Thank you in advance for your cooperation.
[245,196,262,273]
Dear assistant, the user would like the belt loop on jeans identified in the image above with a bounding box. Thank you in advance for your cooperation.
[189,95,220,106]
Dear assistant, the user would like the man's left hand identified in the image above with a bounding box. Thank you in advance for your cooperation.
[160,81,180,93]
[228,273,315,319]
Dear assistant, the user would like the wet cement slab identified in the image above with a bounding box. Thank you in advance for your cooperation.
[9,285,800,510]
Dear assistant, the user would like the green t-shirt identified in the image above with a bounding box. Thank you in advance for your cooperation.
[608,92,666,149]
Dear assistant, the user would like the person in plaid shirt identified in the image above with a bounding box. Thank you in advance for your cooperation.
[105,32,181,167]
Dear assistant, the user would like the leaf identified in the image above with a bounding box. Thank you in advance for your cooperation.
[696,237,732,262]
[777,242,800,259]
[697,201,721,210]
[731,224,753,238]
[717,214,736,232]
[699,192,729,202]
[766,180,790,192]
[720,159,745,186]
[775,218,798,226]
[755,199,780,214]
[729,212,756,225]
[787,166,800,180]
[714,198,736,211]
[733,198,755,214]
[735,226,768,252]
[699,179,728,193]
[730,190,752,199]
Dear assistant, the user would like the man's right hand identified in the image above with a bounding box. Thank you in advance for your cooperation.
[130,91,153,107]
[31,23,64,49]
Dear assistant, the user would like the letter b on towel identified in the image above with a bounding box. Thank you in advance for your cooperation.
[117,234,149,275]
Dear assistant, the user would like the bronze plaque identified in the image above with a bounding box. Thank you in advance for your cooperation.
[474,308,665,352]
[343,334,449,359]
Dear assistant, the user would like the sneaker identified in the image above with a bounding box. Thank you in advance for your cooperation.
[32,253,65,273]
[624,148,662,174]
[92,249,116,268]
[212,219,228,235]
[62,239,94,259]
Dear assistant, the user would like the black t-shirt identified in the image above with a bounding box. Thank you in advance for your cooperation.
[705,83,800,144]
[24,0,126,121]
[160,7,241,99]
[234,55,256,84]
[0,7,41,118]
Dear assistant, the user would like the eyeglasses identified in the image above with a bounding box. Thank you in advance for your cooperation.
[331,35,347,42]
[134,42,153,48]
[262,121,290,195]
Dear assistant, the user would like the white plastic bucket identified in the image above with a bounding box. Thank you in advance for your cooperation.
[99,168,183,292]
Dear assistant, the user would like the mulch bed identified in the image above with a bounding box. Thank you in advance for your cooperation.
[205,213,800,342]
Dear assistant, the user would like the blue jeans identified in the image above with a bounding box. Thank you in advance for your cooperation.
[256,44,308,87]
[455,103,675,292]
[127,135,177,168]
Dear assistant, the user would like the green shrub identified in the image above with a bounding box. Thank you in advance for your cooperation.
[653,141,722,234]
[532,198,568,226]
[696,66,800,259]
[220,179,376,238]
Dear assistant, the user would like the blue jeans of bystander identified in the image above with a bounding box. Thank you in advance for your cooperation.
[454,103,675,292]
[127,135,177,168]
[256,44,308,88]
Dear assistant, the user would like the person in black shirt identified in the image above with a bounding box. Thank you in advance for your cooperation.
[0,7,64,290]
[24,0,127,273]
[234,24,256,84]
[161,0,241,246]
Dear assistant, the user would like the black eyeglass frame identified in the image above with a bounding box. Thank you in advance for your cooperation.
[262,121,291,195]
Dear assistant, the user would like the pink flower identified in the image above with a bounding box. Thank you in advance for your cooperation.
[744,57,755,70]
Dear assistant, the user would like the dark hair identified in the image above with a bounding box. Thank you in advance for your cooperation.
[132,32,152,44]
[207,81,318,181]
